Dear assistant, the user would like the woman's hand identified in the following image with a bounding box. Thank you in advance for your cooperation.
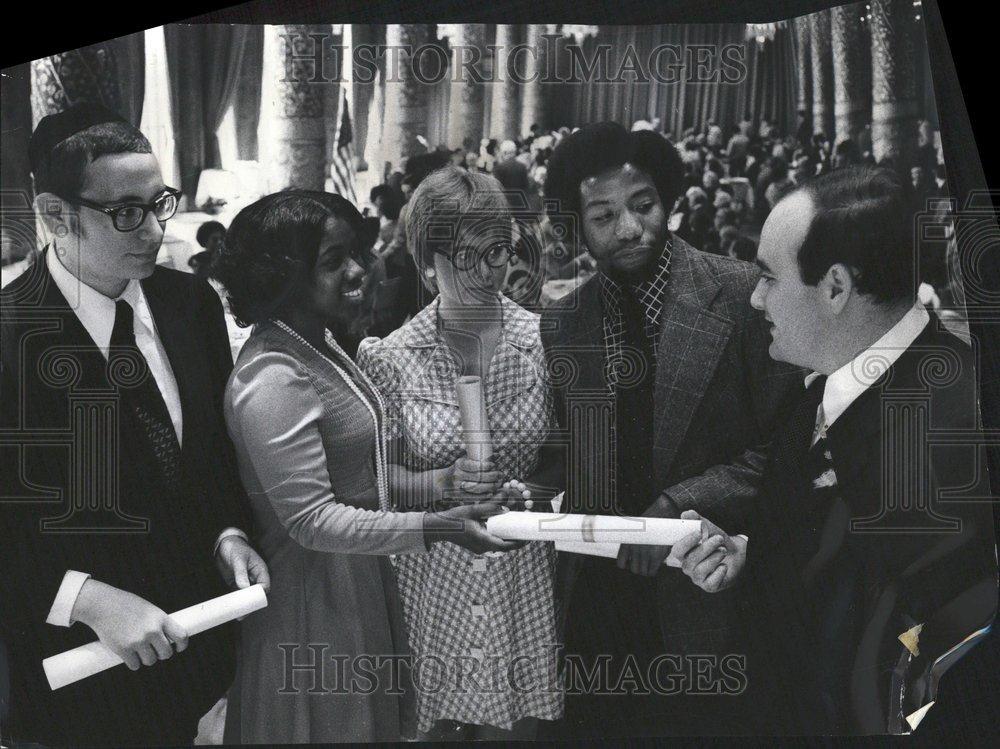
[451,454,501,497]
[424,503,522,554]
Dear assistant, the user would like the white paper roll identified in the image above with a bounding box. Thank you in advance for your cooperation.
[43,584,268,691]
[554,540,679,567]
[455,375,493,462]
[486,511,699,545]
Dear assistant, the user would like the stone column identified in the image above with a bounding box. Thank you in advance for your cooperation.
[382,24,431,170]
[831,4,871,146]
[30,42,122,126]
[445,24,486,150]
[519,24,550,137]
[870,0,918,164]
[793,16,812,123]
[489,25,521,140]
[809,9,835,138]
[258,25,330,192]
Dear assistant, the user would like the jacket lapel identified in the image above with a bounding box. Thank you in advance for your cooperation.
[485,296,539,407]
[653,242,736,475]
[558,277,609,394]
[29,252,112,391]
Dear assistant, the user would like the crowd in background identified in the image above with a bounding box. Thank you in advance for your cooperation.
[3,112,955,343]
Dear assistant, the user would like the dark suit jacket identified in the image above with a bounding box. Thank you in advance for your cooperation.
[0,253,252,746]
[744,314,998,735]
[540,238,801,654]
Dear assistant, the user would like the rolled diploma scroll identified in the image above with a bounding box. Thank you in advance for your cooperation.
[455,375,493,463]
[485,511,699,545]
[555,540,684,568]
[43,584,268,691]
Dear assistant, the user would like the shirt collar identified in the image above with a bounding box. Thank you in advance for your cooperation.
[600,238,672,298]
[806,303,930,429]
[402,294,538,351]
[46,247,148,356]
[599,239,673,329]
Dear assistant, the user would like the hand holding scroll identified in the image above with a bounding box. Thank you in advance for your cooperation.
[452,454,501,496]
[669,510,747,593]
[70,581,189,673]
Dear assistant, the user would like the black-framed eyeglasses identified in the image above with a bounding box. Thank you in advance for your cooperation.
[68,188,182,232]
[448,241,517,272]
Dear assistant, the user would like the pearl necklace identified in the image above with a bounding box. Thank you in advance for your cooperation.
[270,319,390,511]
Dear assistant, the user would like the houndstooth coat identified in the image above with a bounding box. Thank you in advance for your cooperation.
[357,294,562,732]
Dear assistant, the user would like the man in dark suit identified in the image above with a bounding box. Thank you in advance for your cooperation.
[0,104,269,746]
[673,166,998,734]
[537,121,800,737]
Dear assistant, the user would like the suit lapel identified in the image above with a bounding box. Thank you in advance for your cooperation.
[30,253,113,391]
[560,278,609,393]
[653,243,735,475]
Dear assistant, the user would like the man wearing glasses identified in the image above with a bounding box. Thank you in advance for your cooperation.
[0,104,268,746]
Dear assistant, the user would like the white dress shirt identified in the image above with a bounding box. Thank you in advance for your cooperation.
[45,249,244,626]
[47,248,184,441]
[806,303,931,444]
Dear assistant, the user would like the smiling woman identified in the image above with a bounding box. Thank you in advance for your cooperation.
[211,189,522,743]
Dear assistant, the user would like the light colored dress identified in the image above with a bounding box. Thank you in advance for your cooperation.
[357,294,562,732]
[222,321,427,743]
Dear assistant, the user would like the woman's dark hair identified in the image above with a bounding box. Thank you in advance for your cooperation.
[212,190,365,326]
[785,165,917,304]
[544,121,685,248]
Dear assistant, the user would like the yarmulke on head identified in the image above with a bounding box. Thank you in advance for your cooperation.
[29,103,128,175]
[29,102,151,198]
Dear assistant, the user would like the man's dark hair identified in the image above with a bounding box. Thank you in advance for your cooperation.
[196,220,226,248]
[787,165,917,304]
[402,151,451,190]
[369,184,402,221]
[834,139,861,165]
[544,121,685,246]
[212,190,365,326]
[33,122,152,198]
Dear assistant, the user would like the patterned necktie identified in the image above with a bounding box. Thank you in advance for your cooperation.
[805,376,837,493]
[109,299,184,489]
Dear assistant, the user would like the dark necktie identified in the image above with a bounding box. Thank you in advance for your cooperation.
[109,299,184,489]
[615,290,656,515]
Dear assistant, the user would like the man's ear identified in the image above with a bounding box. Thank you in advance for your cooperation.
[32,192,72,245]
[823,263,856,314]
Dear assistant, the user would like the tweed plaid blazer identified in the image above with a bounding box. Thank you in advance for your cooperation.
[540,236,801,654]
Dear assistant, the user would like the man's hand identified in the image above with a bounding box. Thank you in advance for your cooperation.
[667,510,747,593]
[70,580,189,671]
[617,494,680,576]
[216,535,271,593]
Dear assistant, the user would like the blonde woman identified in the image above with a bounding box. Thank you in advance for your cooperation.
[358,167,562,739]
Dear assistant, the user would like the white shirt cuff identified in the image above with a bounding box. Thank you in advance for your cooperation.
[214,527,249,556]
[46,570,91,627]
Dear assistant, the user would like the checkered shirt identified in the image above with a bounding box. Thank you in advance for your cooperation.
[597,241,673,508]
[356,294,562,732]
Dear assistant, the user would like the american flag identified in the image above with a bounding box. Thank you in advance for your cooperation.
[330,86,358,204]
